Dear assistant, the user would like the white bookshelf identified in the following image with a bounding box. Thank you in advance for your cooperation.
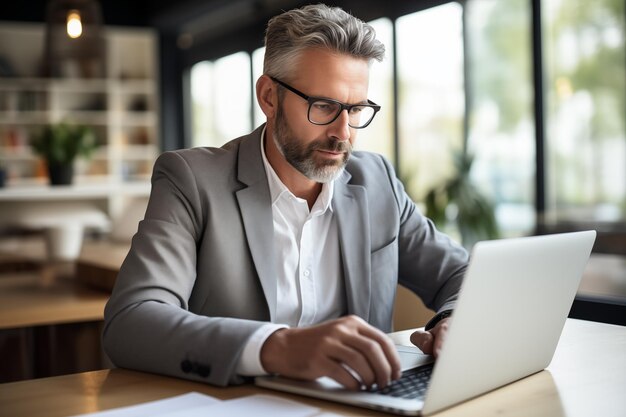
[0,22,159,220]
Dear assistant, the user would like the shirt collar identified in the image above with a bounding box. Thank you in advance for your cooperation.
[260,126,334,213]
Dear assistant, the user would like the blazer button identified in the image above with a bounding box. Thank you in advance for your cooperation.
[196,364,211,378]
[180,360,192,373]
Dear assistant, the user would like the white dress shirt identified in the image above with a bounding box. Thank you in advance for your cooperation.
[235,128,346,376]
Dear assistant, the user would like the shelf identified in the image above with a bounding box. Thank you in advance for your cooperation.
[0,111,156,126]
[0,112,50,124]
[0,78,52,91]
[118,112,157,126]
[0,147,36,160]
[111,80,156,94]
[0,23,159,220]
[116,144,159,160]
[0,146,155,163]
[0,181,151,201]
[0,78,156,93]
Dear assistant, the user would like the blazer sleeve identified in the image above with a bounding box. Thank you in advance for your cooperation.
[103,151,266,386]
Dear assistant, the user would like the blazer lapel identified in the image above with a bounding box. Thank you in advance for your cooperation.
[235,126,278,321]
[334,170,371,321]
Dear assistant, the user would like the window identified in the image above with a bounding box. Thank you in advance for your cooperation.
[252,46,265,128]
[466,0,535,236]
[396,3,465,203]
[544,0,626,224]
[190,51,252,147]
[353,18,395,162]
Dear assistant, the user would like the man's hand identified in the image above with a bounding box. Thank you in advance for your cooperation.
[260,315,402,390]
[409,318,450,358]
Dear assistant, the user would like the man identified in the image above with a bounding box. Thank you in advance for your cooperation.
[103,4,468,391]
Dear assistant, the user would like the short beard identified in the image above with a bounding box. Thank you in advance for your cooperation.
[273,103,351,183]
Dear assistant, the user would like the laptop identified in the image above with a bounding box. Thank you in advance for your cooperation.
[256,231,596,415]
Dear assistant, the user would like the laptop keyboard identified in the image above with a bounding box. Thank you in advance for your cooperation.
[368,365,433,400]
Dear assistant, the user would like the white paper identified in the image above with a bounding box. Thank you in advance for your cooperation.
[68,392,219,417]
[159,394,319,417]
[69,392,321,417]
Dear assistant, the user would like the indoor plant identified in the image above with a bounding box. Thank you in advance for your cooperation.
[31,122,97,185]
[425,151,499,249]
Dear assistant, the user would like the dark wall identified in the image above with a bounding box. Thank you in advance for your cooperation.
[0,0,170,26]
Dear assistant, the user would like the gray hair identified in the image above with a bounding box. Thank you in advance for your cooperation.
[263,4,385,81]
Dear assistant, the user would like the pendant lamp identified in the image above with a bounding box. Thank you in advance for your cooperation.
[44,0,106,78]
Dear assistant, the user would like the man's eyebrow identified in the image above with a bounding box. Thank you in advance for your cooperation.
[315,96,371,106]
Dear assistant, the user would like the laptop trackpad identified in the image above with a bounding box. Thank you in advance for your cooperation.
[396,345,434,371]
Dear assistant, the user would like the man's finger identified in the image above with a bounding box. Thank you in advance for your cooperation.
[354,321,402,380]
[326,359,362,391]
[430,319,450,358]
[410,330,434,354]
[328,343,376,388]
[344,333,393,388]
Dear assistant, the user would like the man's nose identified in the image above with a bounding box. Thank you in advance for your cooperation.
[328,109,351,141]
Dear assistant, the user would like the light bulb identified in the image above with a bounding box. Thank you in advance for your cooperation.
[66,10,82,39]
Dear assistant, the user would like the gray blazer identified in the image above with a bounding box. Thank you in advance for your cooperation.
[103,125,468,386]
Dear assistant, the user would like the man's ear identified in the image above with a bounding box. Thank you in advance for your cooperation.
[256,75,278,119]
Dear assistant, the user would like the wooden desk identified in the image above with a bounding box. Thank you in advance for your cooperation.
[0,237,126,383]
[0,268,110,382]
[1,319,624,417]
[0,271,109,330]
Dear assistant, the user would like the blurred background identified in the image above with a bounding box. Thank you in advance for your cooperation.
[0,0,624,383]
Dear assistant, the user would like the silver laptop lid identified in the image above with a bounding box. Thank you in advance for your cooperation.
[423,230,596,414]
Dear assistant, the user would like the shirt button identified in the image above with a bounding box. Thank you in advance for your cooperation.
[303,269,310,277]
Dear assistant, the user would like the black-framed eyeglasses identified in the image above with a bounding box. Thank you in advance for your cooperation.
[270,77,381,129]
